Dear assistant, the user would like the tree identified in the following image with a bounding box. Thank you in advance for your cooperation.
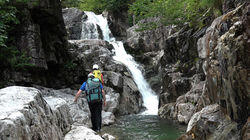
[0,0,32,69]
[61,0,81,8]
[129,0,224,29]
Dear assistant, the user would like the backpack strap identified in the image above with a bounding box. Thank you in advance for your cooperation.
[97,87,101,100]
[86,81,92,103]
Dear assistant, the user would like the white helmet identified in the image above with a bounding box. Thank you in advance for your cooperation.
[93,64,99,70]
[88,73,94,78]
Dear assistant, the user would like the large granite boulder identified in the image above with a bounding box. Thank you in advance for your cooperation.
[159,80,206,124]
[117,77,143,115]
[65,125,116,140]
[0,86,71,140]
[103,87,120,113]
[178,104,240,140]
[44,96,73,134]
[36,86,117,126]
[64,125,103,140]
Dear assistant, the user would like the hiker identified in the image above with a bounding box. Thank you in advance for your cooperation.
[91,64,104,85]
[74,73,106,132]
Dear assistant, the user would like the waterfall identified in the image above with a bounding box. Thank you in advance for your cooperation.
[82,11,158,115]
[81,11,114,41]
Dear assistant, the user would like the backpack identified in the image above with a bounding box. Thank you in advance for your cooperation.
[85,78,102,103]
[93,70,102,83]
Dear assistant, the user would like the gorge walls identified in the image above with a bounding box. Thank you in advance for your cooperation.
[125,1,249,139]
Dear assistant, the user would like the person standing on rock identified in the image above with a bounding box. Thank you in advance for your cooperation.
[74,73,106,132]
[91,64,104,85]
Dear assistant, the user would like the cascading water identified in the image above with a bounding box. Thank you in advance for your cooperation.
[81,11,159,115]
[111,42,158,115]
[81,11,114,41]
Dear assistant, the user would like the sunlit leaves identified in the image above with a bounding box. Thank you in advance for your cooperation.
[0,0,33,69]
[0,0,18,47]
[129,0,223,30]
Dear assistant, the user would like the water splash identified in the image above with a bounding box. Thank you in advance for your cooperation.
[82,11,158,115]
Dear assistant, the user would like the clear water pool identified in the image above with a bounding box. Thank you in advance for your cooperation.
[102,114,186,140]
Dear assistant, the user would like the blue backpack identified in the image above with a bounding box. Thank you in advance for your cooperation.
[85,78,102,103]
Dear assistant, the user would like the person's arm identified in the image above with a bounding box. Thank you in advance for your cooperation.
[101,74,104,85]
[74,82,86,102]
[102,89,106,106]
[74,90,82,102]
[100,83,106,106]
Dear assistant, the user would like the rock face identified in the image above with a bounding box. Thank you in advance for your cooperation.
[2,0,71,88]
[124,1,249,139]
[0,86,71,140]
[103,9,130,40]
[15,0,68,68]
[62,8,85,40]
[198,3,249,124]
[126,18,173,53]
[158,2,249,139]
[125,18,175,94]
[156,25,207,125]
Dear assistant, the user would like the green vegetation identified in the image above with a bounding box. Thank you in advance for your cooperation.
[62,0,81,8]
[62,0,134,13]
[0,0,33,70]
[62,0,223,29]
[129,0,223,29]
[0,0,19,48]
[79,0,133,13]
[64,60,77,70]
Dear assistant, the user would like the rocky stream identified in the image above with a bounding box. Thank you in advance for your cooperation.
[0,0,249,140]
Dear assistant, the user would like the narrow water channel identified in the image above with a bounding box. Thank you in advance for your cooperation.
[102,115,186,140]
